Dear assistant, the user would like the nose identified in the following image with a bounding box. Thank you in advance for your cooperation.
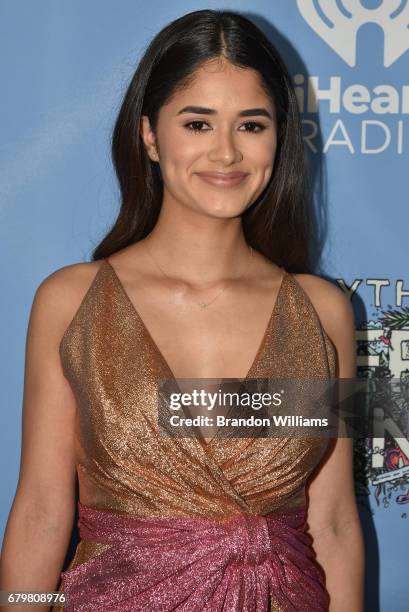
[208,127,243,164]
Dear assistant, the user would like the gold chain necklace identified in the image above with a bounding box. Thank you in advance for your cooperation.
[145,244,254,309]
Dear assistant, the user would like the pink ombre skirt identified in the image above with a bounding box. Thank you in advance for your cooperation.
[60,501,329,611]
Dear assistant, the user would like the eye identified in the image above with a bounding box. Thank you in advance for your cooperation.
[184,120,211,133]
[238,122,267,133]
[183,120,267,134]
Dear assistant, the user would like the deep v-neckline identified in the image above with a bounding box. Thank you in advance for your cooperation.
[103,256,288,448]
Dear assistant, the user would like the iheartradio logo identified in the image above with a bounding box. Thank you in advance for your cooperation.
[297,0,409,67]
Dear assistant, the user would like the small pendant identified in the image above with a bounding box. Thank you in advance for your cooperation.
[198,302,209,308]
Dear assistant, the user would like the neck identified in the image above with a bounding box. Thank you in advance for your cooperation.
[141,197,253,285]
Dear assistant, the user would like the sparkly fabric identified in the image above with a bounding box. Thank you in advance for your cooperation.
[60,501,329,611]
[53,258,336,611]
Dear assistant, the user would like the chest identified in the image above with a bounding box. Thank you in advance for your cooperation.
[151,318,265,379]
[125,289,281,379]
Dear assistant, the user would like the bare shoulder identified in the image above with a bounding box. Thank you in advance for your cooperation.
[31,260,105,344]
[291,272,355,349]
[36,259,104,298]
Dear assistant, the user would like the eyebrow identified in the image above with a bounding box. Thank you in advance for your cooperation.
[176,106,274,120]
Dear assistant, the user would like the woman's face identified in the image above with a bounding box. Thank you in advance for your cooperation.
[141,58,278,218]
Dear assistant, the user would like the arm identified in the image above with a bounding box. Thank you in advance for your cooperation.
[296,275,365,612]
[0,265,89,611]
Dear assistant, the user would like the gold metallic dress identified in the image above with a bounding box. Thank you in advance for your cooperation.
[53,258,336,611]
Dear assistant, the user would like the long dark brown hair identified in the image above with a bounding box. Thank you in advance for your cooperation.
[92,9,311,273]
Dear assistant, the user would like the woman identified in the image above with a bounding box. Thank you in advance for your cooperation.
[0,9,364,611]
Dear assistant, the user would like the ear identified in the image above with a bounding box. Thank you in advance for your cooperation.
[140,115,160,162]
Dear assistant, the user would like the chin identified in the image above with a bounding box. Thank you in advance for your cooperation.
[201,201,248,218]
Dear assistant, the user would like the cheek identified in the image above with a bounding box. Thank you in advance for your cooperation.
[254,141,277,181]
[246,130,276,161]
[156,125,185,157]
[157,142,200,195]
[162,139,200,173]
[262,135,278,164]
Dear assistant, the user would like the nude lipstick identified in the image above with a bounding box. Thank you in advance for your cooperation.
[195,171,249,187]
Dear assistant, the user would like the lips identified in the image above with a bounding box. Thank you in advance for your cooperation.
[195,171,249,187]
[196,171,249,179]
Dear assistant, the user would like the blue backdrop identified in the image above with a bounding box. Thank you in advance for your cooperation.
[1,2,408,610]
